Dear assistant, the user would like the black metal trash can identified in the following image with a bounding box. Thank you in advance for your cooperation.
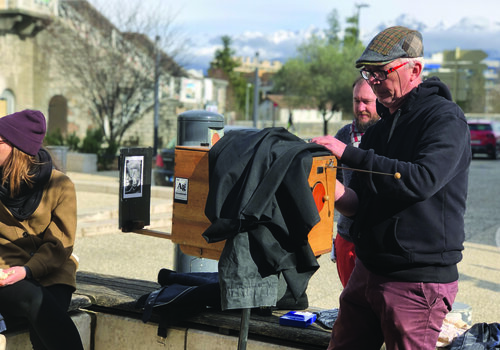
[177,110,224,147]
[175,110,224,273]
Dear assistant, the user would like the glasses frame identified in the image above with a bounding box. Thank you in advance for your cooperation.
[360,61,409,82]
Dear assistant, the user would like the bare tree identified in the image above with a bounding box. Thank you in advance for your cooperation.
[40,0,186,167]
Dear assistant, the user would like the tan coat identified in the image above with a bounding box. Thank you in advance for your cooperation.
[0,169,78,289]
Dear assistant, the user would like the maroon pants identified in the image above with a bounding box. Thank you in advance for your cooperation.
[328,259,458,350]
[334,235,356,288]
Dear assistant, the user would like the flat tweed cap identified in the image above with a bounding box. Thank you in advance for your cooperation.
[356,26,423,68]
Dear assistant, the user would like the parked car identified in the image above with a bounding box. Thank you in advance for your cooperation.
[153,126,260,186]
[153,148,175,186]
[468,119,500,159]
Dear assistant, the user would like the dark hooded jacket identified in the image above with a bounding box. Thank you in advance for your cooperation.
[341,77,471,283]
[202,127,330,310]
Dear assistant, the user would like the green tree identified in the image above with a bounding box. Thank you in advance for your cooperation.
[344,14,359,47]
[273,9,364,135]
[325,9,341,45]
[209,36,251,116]
[211,36,239,73]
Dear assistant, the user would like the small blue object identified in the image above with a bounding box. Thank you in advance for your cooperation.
[0,313,6,333]
[279,311,317,328]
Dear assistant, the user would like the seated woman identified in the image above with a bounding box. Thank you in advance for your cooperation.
[0,110,83,350]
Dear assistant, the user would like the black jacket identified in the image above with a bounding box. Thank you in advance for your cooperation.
[342,77,471,283]
[202,127,330,310]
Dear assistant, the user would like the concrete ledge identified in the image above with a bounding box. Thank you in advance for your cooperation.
[186,328,309,349]
[88,312,318,350]
[92,313,186,350]
[74,271,330,349]
[67,152,98,173]
[4,311,92,350]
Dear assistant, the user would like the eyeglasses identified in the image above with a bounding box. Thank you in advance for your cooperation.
[360,61,409,82]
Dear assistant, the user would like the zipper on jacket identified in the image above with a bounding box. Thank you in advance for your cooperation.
[387,109,401,143]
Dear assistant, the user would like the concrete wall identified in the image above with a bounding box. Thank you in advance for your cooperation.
[0,34,37,112]
[5,311,91,350]
[92,312,304,350]
[4,311,305,350]
[67,152,98,173]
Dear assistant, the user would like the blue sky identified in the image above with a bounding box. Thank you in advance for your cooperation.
[174,0,499,35]
[172,0,500,70]
[90,0,500,71]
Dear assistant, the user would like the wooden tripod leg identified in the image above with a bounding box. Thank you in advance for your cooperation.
[237,308,251,350]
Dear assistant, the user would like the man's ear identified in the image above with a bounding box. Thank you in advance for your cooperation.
[410,61,423,82]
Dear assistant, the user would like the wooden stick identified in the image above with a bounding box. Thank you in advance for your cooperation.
[329,165,401,179]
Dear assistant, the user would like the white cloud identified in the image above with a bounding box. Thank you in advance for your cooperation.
[184,14,500,72]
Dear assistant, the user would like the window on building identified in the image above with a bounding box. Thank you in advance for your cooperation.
[0,89,15,115]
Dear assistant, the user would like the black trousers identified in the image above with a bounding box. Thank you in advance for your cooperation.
[0,280,83,350]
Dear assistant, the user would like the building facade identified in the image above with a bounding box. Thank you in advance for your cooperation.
[0,0,227,152]
[423,49,499,114]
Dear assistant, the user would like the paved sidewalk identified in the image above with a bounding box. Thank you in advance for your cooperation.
[69,171,172,237]
[69,171,500,326]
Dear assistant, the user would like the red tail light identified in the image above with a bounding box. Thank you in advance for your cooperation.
[155,154,164,167]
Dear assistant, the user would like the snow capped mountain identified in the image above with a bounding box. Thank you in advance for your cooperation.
[448,17,498,32]
[362,15,500,59]
[423,17,500,59]
[230,26,325,60]
[185,15,500,72]
[373,14,428,33]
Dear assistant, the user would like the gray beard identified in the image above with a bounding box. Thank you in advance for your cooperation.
[355,118,378,133]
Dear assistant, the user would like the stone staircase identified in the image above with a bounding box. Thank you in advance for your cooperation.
[73,176,173,237]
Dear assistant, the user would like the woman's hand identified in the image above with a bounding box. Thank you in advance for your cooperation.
[0,266,27,286]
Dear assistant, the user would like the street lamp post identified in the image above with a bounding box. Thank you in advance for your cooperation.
[355,3,369,44]
[245,83,252,120]
[252,52,259,128]
[153,35,160,156]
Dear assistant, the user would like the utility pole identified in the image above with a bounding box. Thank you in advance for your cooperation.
[153,35,160,156]
[354,3,369,44]
[252,52,259,128]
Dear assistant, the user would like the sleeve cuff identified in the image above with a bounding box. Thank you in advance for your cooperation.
[24,266,33,279]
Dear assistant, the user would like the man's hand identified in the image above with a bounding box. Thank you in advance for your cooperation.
[0,266,27,286]
[311,135,347,159]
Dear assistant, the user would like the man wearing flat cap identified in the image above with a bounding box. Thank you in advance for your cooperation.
[313,26,471,349]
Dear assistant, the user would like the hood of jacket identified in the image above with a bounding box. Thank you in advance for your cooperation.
[376,76,453,121]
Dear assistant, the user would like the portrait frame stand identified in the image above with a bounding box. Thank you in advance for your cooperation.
[118,147,153,232]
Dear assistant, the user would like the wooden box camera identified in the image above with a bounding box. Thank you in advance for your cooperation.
[171,146,336,260]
